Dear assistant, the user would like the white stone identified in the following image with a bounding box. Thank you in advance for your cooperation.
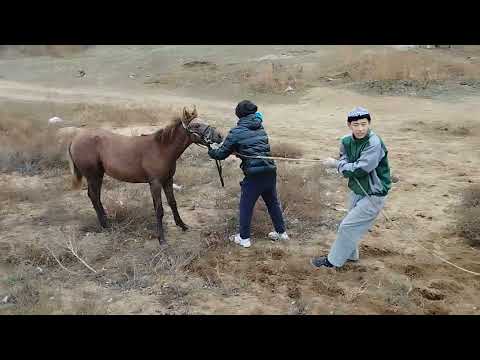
[48,116,64,125]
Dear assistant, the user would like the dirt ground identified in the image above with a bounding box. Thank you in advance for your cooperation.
[1,45,480,315]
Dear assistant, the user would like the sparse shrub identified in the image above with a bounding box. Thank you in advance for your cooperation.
[0,118,68,175]
[456,184,480,246]
[276,163,331,223]
[242,62,305,94]
[270,142,304,159]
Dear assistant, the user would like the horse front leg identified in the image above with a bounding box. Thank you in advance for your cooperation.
[163,177,188,231]
[149,179,165,244]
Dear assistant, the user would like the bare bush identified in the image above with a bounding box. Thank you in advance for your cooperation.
[456,184,480,246]
[239,62,305,94]
[276,163,333,224]
[0,181,47,204]
[333,50,480,82]
[0,117,68,175]
[270,142,304,159]
[70,103,177,128]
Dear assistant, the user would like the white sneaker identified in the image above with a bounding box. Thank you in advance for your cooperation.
[268,231,289,241]
[229,234,251,248]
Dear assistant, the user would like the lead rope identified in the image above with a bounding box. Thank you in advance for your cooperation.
[352,177,480,276]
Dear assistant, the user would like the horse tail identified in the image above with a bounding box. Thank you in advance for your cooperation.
[67,142,83,190]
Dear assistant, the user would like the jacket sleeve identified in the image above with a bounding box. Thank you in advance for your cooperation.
[337,140,385,178]
[208,129,237,160]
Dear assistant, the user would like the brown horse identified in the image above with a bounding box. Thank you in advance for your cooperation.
[67,106,223,244]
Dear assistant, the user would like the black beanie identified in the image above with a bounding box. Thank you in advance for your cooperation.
[235,100,258,118]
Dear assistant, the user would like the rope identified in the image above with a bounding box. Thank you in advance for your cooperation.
[352,177,480,276]
[235,153,324,163]
[231,152,480,276]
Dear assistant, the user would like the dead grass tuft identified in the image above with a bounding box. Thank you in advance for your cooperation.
[455,184,480,246]
[270,142,304,159]
[0,117,68,175]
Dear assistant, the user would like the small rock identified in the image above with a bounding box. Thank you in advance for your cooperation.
[107,298,113,303]
[36,266,43,274]
[173,184,183,191]
[284,86,295,93]
[48,116,64,125]
[76,70,86,78]
[49,297,55,300]
[1,295,9,304]
[391,175,400,183]
[129,73,137,79]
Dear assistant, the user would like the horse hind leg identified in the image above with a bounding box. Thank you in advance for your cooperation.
[87,173,107,228]
[150,179,166,244]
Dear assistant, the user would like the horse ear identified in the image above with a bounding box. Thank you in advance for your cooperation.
[182,107,190,122]
[191,105,198,119]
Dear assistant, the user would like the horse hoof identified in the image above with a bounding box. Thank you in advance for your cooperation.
[178,223,189,231]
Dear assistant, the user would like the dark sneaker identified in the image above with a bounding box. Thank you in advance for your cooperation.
[310,256,335,269]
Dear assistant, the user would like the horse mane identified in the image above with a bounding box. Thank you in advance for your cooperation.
[154,116,183,144]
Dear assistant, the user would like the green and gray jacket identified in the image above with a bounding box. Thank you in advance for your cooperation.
[336,130,391,196]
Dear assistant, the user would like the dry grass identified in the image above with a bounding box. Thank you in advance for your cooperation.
[70,103,177,128]
[276,163,334,224]
[239,62,305,94]
[382,274,414,313]
[71,292,107,315]
[0,45,92,58]
[0,181,47,205]
[0,264,61,315]
[270,142,304,159]
[455,184,480,246]
[0,117,68,175]
[152,61,306,95]
[331,48,480,82]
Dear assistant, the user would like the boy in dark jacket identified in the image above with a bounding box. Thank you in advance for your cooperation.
[208,100,289,248]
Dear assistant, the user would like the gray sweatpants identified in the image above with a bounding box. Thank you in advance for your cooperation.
[327,192,386,267]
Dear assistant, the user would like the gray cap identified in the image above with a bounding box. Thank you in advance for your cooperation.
[347,106,371,122]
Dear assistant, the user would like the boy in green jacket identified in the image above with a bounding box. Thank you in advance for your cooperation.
[311,107,391,269]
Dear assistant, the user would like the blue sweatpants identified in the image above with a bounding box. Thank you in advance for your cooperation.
[239,172,286,239]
